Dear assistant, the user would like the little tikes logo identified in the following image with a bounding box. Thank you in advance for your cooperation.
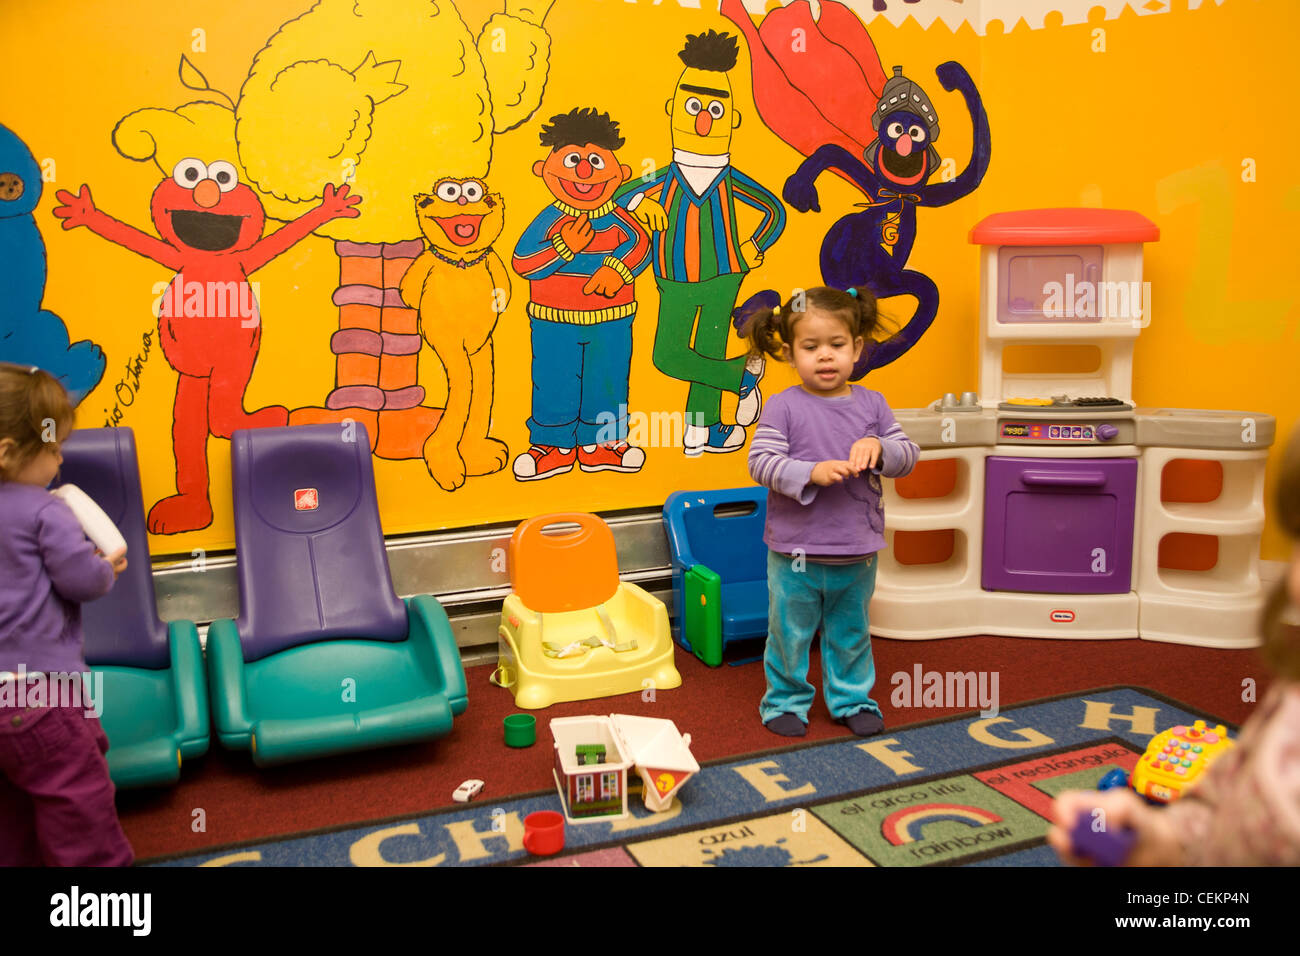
[50,885,151,936]
[1050,609,1075,623]
[294,488,319,511]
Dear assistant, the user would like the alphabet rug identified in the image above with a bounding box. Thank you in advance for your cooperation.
[144,687,1228,867]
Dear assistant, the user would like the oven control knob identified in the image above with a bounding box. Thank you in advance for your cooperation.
[1096,423,1119,441]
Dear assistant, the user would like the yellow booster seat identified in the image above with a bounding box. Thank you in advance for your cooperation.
[496,513,681,709]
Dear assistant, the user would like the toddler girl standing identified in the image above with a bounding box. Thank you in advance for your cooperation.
[743,287,918,737]
[0,363,132,866]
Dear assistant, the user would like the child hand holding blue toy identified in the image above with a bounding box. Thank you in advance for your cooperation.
[741,286,918,738]
[1050,424,1300,866]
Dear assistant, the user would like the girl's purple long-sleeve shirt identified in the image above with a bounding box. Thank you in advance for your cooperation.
[0,482,114,674]
[748,384,919,556]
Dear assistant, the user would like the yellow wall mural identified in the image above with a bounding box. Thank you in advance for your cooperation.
[3,0,1296,560]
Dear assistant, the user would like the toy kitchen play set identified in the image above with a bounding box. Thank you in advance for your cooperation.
[872,209,1275,648]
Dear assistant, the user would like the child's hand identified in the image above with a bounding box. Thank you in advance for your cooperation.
[1048,788,1185,867]
[850,437,882,473]
[99,548,128,578]
[811,460,855,486]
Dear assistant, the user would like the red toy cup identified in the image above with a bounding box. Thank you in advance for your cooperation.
[523,811,565,856]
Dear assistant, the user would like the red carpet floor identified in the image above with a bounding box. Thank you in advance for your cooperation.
[121,635,1272,861]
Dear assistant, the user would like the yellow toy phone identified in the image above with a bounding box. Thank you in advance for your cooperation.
[1130,720,1234,803]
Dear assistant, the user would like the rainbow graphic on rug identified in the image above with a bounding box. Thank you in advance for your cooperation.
[881,804,1004,845]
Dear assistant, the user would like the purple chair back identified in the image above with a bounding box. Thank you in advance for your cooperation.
[231,424,407,662]
[55,428,169,670]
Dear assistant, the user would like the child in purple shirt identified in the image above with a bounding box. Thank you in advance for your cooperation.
[0,364,133,866]
[743,287,918,738]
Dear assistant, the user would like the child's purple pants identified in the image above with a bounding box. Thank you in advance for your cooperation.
[0,691,134,867]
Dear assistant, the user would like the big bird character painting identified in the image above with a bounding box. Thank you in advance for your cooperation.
[235,0,554,241]
[229,0,554,483]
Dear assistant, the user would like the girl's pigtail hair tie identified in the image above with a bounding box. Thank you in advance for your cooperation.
[846,287,858,298]
[734,289,784,360]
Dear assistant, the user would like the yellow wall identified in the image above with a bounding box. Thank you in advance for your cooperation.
[976,2,1299,561]
[5,0,1296,559]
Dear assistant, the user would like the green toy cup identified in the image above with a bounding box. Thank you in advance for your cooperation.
[503,713,537,748]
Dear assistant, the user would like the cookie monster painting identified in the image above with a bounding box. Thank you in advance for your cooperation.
[0,124,105,405]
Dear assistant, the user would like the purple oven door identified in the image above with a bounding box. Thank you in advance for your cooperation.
[983,457,1137,594]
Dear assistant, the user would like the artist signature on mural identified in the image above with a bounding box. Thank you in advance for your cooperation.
[102,330,153,427]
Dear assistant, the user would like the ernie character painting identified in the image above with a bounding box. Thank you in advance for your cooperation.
[511,108,651,482]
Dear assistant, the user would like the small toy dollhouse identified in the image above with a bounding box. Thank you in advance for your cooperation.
[549,715,699,823]
[551,716,634,822]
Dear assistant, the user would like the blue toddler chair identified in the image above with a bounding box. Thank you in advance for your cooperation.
[662,487,769,666]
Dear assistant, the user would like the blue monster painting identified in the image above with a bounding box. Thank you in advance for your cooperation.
[723,0,990,380]
[0,124,104,404]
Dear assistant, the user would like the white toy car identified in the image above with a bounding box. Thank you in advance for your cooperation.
[452,779,485,803]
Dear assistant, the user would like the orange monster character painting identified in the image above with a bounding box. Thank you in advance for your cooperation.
[399,178,511,491]
[52,161,360,533]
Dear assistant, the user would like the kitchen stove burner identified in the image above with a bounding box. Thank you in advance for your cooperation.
[1065,396,1129,408]
[999,395,1133,413]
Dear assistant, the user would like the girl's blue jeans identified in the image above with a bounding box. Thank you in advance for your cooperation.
[760,550,881,725]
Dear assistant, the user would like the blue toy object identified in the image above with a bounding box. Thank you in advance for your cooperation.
[1097,768,1131,793]
[54,428,209,788]
[206,423,467,766]
[0,124,104,405]
[1069,814,1137,867]
[663,488,769,666]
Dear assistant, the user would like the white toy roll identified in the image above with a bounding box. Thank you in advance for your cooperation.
[51,483,127,561]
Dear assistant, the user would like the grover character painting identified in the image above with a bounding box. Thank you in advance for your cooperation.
[724,0,991,377]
